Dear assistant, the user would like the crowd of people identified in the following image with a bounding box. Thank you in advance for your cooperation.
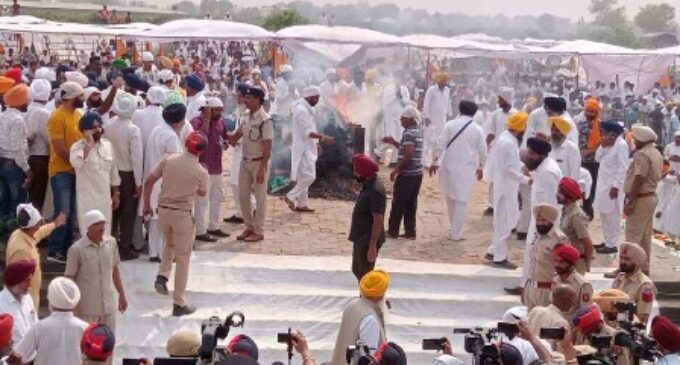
[0,38,679,365]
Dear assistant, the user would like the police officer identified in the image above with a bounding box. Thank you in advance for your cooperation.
[227,86,273,243]
[143,129,209,317]
[612,242,657,324]
[551,243,593,320]
[558,177,594,274]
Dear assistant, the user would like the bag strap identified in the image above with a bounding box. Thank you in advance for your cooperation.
[446,119,474,149]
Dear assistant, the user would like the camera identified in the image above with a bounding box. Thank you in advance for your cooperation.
[346,340,375,365]
[454,327,502,365]
[614,331,661,362]
[422,338,446,351]
[496,322,519,338]
[539,327,565,340]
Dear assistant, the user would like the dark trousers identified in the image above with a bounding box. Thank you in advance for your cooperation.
[0,158,26,218]
[112,171,137,250]
[28,155,49,212]
[48,172,76,256]
[352,240,383,282]
[581,162,599,218]
[388,174,423,237]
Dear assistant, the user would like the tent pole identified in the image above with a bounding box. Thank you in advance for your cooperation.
[575,53,580,90]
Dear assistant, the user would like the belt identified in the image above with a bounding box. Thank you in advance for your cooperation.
[158,205,192,213]
[636,192,656,198]
[530,281,553,289]
[243,157,263,162]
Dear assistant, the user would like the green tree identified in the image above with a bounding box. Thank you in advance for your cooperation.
[634,3,677,33]
[172,1,198,14]
[262,9,308,31]
[589,0,627,28]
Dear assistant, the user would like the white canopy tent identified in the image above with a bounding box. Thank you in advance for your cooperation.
[119,19,274,41]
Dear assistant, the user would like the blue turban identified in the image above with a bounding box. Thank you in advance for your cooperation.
[600,121,624,135]
[79,111,103,131]
[236,83,250,95]
[123,73,150,93]
[186,74,205,92]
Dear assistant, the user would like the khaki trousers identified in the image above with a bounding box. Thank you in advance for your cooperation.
[523,282,551,311]
[239,160,268,235]
[158,207,195,306]
[624,195,657,275]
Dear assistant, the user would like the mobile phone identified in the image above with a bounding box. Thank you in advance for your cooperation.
[122,360,138,365]
[540,327,566,340]
[497,322,519,335]
[277,332,292,344]
[422,338,446,350]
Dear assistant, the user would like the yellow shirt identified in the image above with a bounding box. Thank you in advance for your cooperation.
[5,223,56,309]
[48,106,82,177]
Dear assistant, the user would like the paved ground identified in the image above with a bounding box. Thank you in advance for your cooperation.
[195,154,680,281]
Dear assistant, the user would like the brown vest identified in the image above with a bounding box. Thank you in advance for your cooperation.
[331,297,386,365]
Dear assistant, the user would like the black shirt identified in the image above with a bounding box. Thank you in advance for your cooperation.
[349,177,386,243]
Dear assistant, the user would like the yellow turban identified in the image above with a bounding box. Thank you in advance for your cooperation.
[360,269,390,299]
[592,289,630,313]
[620,242,646,266]
[365,69,378,82]
[0,76,16,94]
[4,84,29,108]
[550,117,571,135]
[166,329,200,357]
[159,56,173,70]
[526,96,537,106]
[434,72,449,83]
[506,112,528,132]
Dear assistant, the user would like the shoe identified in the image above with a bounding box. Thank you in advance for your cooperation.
[47,253,67,264]
[154,275,169,295]
[504,286,524,296]
[172,304,196,317]
[516,232,527,240]
[149,257,161,263]
[493,260,518,270]
[511,228,517,234]
[236,229,254,241]
[207,229,230,238]
[387,231,399,239]
[244,233,264,242]
[399,234,416,240]
[593,242,606,250]
[282,197,296,211]
[483,207,494,216]
[295,207,315,213]
[195,234,217,242]
[119,248,140,261]
[484,253,494,261]
[223,215,244,224]
[604,270,620,279]
[596,246,618,254]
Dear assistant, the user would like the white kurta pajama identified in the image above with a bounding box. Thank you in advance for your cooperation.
[486,130,530,262]
[374,84,406,164]
[422,85,452,166]
[70,138,121,235]
[484,108,516,208]
[594,137,629,248]
[550,139,581,181]
[432,115,486,241]
[287,99,319,208]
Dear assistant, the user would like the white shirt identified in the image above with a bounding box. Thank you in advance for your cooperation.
[422,85,452,128]
[135,65,158,85]
[186,92,206,122]
[550,139,581,180]
[274,78,298,118]
[25,102,51,156]
[358,314,380,352]
[14,311,88,365]
[486,108,516,141]
[132,105,165,169]
[594,137,630,213]
[665,142,680,174]
[104,116,144,186]
[0,108,29,172]
[532,157,563,206]
[0,288,38,345]
[290,99,318,181]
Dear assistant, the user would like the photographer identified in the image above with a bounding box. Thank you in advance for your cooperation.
[571,305,629,365]
[517,321,577,365]
[650,316,680,365]
[291,331,316,365]
[432,338,464,365]
[591,289,631,327]
[501,307,553,365]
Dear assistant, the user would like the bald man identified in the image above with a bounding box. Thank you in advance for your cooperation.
[527,284,574,353]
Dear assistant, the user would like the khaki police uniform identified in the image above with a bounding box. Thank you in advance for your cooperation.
[523,227,568,310]
[623,143,663,274]
[574,324,630,365]
[560,201,591,274]
[527,304,570,353]
[238,107,274,235]
[612,270,656,321]
[552,269,593,319]
[153,152,208,306]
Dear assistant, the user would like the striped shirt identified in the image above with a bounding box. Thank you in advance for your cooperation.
[398,125,423,176]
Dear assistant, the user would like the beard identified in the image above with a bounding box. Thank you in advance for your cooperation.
[525,157,543,171]
[555,265,571,275]
[355,176,366,183]
[89,99,103,109]
[74,99,85,109]
[536,224,553,235]
[93,132,103,142]
[619,263,635,273]
[515,132,525,144]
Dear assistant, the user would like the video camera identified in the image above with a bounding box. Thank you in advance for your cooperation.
[612,302,662,362]
[575,334,616,365]
[346,339,375,365]
[453,327,502,365]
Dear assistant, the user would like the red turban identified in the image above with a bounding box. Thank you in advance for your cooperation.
[651,316,680,352]
[352,154,379,179]
[4,67,22,84]
[81,323,116,360]
[3,259,36,287]
[573,305,602,335]
[559,177,583,201]
[552,243,580,265]
[0,314,12,348]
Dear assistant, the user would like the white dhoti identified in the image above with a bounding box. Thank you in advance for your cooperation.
[446,198,467,241]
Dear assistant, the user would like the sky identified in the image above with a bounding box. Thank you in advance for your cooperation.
[146,0,679,20]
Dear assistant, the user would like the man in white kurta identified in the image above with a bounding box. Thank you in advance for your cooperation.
[286,87,333,211]
[484,89,516,215]
[185,74,206,122]
[70,112,121,236]
[374,82,407,165]
[430,100,486,241]
[594,122,630,252]
[422,73,452,167]
[548,117,581,181]
[486,112,530,268]
[273,65,297,121]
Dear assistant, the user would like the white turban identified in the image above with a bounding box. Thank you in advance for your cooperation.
[65,71,89,88]
[113,92,139,119]
[502,305,528,322]
[83,86,101,101]
[16,203,42,228]
[279,64,293,73]
[48,277,81,310]
[251,68,261,75]
[158,69,174,82]
[302,86,321,98]
[30,79,52,102]
[147,86,166,105]
[35,67,56,82]
[498,87,514,103]
[142,51,154,62]
[82,209,106,230]
[401,105,420,122]
[433,355,465,365]
[207,97,223,108]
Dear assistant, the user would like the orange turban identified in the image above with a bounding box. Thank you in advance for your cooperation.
[4,84,30,108]
[0,76,16,94]
[584,98,601,150]
[360,270,390,299]
[506,112,528,132]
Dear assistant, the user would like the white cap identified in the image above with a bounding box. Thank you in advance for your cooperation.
[279,64,293,73]
[48,277,81,310]
[251,68,261,75]
[207,97,223,108]
[60,81,84,100]
[34,67,56,82]
[65,71,89,87]
[302,86,321,98]
[83,86,101,101]
[82,209,106,230]
[29,78,51,102]
[16,203,42,228]
[146,86,166,105]
[401,105,420,121]
[502,305,528,322]
[113,92,138,119]
[158,69,174,82]
[142,51,154,62]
